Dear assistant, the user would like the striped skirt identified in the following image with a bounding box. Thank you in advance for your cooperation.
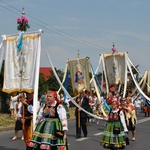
[31,118,67,150]
[100,121,126,149]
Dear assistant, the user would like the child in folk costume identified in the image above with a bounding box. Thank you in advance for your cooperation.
[100,99,128,150]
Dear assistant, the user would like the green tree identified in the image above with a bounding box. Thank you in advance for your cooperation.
[46,69,62,91]
[46,69,74,101]
[38,73,49,98]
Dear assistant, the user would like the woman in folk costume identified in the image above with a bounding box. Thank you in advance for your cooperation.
[28,90,68,150]
[118,97,130,145]
[100,99,128,150]
[125,97,137,141]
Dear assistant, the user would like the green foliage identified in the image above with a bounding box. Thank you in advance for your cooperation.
[17,23,30,32]
[38,73,49,98]
[47,69,61,91]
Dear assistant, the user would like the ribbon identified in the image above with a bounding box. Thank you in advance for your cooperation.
[17,32,23,52]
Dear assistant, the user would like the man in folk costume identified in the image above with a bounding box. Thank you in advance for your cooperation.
[21,92,34,150]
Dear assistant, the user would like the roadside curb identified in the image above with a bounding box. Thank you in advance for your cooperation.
[0,118,75,132]
[0,126,14,132]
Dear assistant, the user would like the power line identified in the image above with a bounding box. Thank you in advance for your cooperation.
[0,0,110,53]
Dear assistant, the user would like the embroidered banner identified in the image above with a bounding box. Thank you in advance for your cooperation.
[2,32,41,93]
[103,52,126,86]
[147,71,150,94]
[68,58,90,94]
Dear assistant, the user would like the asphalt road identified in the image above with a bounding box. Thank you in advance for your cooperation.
[0,112,150,150]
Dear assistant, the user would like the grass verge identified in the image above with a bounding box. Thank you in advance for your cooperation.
[0,107,75,132]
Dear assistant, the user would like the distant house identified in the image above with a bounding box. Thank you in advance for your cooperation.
[39,67,54,81]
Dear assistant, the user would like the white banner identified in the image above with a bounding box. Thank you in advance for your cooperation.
[103,52,126,86]
[147,71,150,94]
[2,32,41,93]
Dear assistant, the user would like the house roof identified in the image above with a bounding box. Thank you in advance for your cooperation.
[39,67,53,81]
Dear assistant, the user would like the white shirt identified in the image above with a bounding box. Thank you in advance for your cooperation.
[134,100,141,108]
[111,109,128,132]
[10,95,19,109]
[35,101,68,131]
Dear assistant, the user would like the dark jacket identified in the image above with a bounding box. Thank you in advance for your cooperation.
[80,96,89,118]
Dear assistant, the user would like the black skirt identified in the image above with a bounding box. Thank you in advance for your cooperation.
[15,119,22,131]
[128,118,136,131]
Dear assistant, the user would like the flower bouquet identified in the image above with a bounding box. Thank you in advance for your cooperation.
[17,15,30,32]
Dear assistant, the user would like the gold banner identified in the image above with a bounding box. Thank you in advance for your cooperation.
[68,58,90,95]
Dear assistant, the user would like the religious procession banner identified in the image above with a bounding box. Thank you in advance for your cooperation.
[103,52,126,86]
[147,71,150,94]
[68,58,90,94]
[2,32,41,93]
[0,42,4,73]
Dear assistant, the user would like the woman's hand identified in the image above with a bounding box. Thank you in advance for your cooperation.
[21,98,27,105]
[63,133,67,140]
[63,131,67,140]
[39,119,44,123]
[103,116,108,121]
[21,118,25,124]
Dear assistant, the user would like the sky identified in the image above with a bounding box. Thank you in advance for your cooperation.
[0,0,150,76]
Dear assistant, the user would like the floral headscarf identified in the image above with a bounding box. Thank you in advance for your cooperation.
[50,91,61,104]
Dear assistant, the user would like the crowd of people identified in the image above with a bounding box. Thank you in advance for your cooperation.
[73,89,149,150]
[99,90,150,150]
[8,89,150,150]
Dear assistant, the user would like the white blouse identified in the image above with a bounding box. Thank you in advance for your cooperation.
[35,101,68,131]
[111,109,128,132]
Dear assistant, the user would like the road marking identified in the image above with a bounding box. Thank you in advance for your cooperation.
[93,118,150,136]
[94,132,103,136]
[76,137,89,141]
[75,117,150,142]
[137,117,150,124]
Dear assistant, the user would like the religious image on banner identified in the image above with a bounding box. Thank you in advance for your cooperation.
[75,64,84,84]
[103,52,126,86]
[68,58,90,94]
[113,61,117,74]
[2,32,40,93]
